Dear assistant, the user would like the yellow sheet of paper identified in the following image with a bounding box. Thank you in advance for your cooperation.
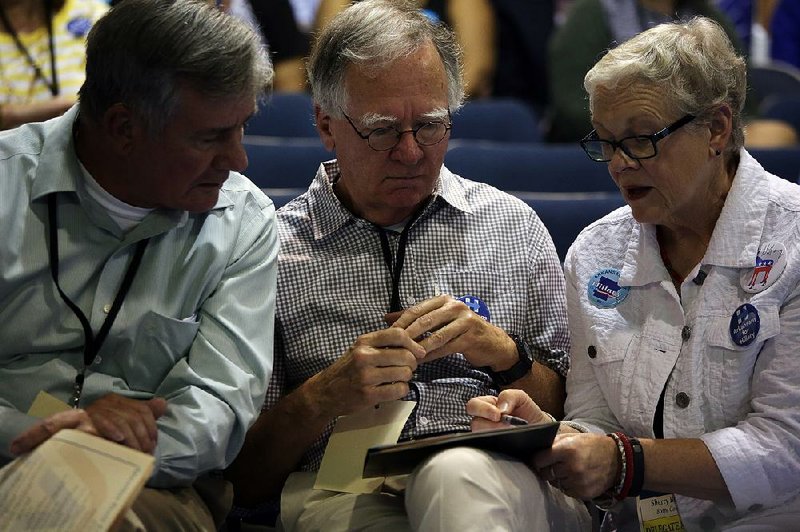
[314,400,416,494]
[27,390,71,418]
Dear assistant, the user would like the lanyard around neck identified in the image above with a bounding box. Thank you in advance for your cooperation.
[0,0,59,96]
[375,210,424,313]
[47,195,149,408]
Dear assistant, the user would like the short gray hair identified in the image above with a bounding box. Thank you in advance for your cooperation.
[584,17,746,152]
[79,0,273,133]
[307,0,464,116]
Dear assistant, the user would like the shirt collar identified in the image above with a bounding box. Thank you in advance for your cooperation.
[306,160,473,241]
[620,148,770,286]
[30,105,84,201]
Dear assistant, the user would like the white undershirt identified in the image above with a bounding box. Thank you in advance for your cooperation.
[79,163,154,232]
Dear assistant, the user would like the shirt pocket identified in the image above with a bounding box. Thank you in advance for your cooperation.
[586,326,636,404]
[704,305,780,423]
[126,310,201,389]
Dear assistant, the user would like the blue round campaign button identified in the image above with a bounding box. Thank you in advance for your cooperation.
[729,303,760,347]
[587,268,630,309]
[458,295,491,321]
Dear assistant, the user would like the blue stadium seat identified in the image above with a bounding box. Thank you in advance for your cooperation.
[514,192,627,261]
[748,147,800,182]
[450,98,541,143]
[246,92,318,138]
[445,141,616,193]
[243,137,331,189]
[758,95,800,136]
[749,63,800,106]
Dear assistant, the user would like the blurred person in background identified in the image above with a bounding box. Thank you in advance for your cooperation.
[548,0,796,146]
[0,0,107,130]
[315,0,496,99]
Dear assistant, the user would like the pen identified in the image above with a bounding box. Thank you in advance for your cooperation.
[500,414,529,426]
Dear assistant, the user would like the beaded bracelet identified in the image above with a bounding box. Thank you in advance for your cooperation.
[618,432,635,499]
[607,432,627,497]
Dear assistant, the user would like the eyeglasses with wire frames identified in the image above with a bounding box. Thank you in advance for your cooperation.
[341,109,452,151]
[580,114,696,162]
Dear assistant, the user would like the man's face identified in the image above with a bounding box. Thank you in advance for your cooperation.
[125,86,256,213]
[316,41,451,226]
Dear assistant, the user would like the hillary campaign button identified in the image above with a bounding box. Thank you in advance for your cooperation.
[729,303,760,347]
[587,269,630,308]
[458,295,491,321]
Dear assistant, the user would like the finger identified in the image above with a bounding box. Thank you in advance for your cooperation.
[360,328,426,359]
[390,294,451,330]
[470,417,512,433]
[368,364,415,386]
[418,321,467,356]
[404,303,466,343]
[384,310,403,326]
[146,397,168,419]
[10,410,95,455]
[353,346,420,374]
[91,411,138,448]
[466,395,501,420]
[369,381,411,403]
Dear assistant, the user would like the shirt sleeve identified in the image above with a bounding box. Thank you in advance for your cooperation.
[562,243,623,434]
[700,286,800,512]
[524,209,570,378]
[148,195,279,487]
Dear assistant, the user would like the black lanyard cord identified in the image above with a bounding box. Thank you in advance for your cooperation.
[0,0,59,96]
[375,211,422,313]
[47,195,148,407]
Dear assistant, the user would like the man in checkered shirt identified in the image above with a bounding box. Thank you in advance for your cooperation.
[228,1,574,529]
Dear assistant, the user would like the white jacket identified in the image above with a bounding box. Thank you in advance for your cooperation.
[564,149,800,529]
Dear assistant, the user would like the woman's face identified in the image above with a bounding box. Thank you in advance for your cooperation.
[590,83,720,229]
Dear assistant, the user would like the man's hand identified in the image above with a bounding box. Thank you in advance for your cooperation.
[389,294,518,370]
[84,394,167,453]
[303,327,425,419]
[10,394,167,457]
[467,389,552,431]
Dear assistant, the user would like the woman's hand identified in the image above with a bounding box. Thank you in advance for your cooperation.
[532,432,619,500]
[466,389,552,431]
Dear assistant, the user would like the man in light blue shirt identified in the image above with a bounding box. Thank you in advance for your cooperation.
[0,0,277,528]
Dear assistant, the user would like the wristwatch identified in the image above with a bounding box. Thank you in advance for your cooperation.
[483,333,534,387]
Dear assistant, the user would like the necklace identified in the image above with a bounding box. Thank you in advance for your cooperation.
[0,0,59,96]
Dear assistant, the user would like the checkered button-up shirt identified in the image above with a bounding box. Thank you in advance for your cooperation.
[267,160,569,471]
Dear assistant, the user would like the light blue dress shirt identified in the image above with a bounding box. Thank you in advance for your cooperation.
[0,106,278,487]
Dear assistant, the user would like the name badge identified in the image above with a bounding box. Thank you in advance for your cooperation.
[636,492,686,532]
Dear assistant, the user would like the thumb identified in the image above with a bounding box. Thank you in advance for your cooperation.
[146,397,168,418]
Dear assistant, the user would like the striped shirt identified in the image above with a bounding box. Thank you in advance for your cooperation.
[0,0,107,104]
[267,160,570,471]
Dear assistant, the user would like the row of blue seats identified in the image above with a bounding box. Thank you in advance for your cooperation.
[248,93,544,142]
[244,137,800,193]
[263,186,623,262]
[250,67,800,144]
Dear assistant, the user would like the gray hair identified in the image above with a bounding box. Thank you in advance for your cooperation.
[307,0,464,116]
[79,0,273,134]
[584,17,746,152]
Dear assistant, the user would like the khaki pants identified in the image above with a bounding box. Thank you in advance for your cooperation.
[118,475,233,531]
[280,472,411,531]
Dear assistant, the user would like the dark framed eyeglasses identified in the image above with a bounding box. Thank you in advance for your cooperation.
[580,114,696,162]
[341,109,452,151]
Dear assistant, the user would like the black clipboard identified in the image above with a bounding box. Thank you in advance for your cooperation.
[363,422,559,478]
